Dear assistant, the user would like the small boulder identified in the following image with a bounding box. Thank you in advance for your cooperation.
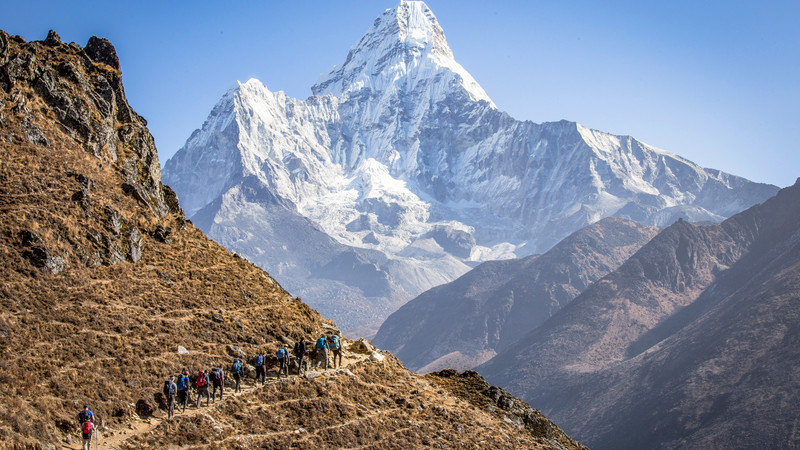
[177,346,189,355]
[280,336,295,348]
[348,338,375,355]
[226,344,246,359]
[135,399,154,419]
[211,313,224,323]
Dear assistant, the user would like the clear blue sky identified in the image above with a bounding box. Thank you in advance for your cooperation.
[3,1,798,187]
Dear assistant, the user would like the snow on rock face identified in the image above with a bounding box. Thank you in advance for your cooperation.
[163,1,778,334]
[313,1,494,107]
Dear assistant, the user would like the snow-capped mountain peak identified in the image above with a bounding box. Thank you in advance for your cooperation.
[163,1,778,335]
[312,1,495,108]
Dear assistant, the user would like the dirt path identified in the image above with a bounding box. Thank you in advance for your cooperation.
[62,348,372,449]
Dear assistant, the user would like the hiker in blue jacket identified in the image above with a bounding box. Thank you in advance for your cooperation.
[315,335,329,370]
[176,370,190,412]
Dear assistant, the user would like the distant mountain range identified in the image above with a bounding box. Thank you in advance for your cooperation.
[477,178,800,449]
[163,1,777,335]
[373,217,660,372]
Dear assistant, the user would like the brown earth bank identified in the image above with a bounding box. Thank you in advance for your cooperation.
[0,30,584,449]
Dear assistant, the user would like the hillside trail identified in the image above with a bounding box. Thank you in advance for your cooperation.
[62,348,372,450]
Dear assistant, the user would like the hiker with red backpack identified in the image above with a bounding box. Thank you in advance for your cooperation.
[196,369,211,407]
[77,405,95,450]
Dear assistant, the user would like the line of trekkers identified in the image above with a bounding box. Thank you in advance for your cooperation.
[75,333,344,446]
[161,333,343,419]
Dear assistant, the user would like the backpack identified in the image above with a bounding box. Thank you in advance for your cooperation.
[177,374,188,390]
[82,421,92,435]
[316,337,327,349]
[78,410,93,425]
[209,368,219,384]
[293,342,302,357]
[232,360,242,375]
[255,354,264,366]
[330,335,340,349]
[277,348,286,358]
[163,380,172,397]
[197,372,207,387]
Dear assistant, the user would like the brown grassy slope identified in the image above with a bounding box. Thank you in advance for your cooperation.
[0,31,584,449]
[0,30,326,446]
[127,359,586,449]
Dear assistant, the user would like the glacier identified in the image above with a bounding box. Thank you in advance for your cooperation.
[163,1,778,336]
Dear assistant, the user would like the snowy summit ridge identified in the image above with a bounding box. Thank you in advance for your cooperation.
[313,1,494,107]
[163,1,778,334]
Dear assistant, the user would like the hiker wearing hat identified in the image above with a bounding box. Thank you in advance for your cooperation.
[176,370,190,412]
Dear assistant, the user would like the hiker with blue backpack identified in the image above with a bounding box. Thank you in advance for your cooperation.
[277,345,289,378]
[231,359,243,393]
[176,370,190,412]
[329,333,343,368]
[315,335,329,370]
[254,352,266,384]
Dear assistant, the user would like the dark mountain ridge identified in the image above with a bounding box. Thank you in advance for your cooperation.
[374,217,659,372]
[479,177,800,449]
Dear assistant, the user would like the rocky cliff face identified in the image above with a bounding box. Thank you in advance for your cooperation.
[374,217,660,372]
[163,1,778,335]
[0,29,583,449]
[478,178,800,449]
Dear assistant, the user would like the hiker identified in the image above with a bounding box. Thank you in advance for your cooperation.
[210,365,225,401]
[196,369,211,407]
[177,370,190,412]
[77,405,95,450]
[329,332,343,368]
[163,375,177,418]
[293,338,307,375]
[315,335,329,370]
[80,418,95,450]
[254,352,266,384]
[76,404,94,425]
[231,359,243,393]
[277,345,289,378]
